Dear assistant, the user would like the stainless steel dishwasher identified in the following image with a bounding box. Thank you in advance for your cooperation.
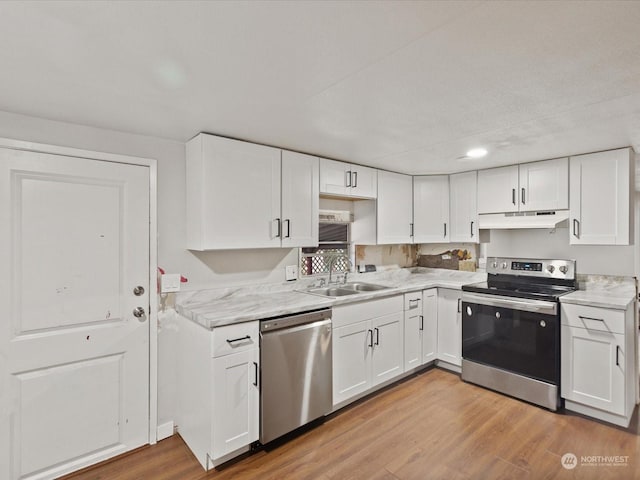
[260,308,332,444]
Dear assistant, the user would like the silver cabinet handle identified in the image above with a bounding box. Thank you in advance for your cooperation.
[284,219,291,238]
[353,171,358,188]
[573,219,580,238]
[368,329,373,348]
[470,221,474,238]
[578,315,604,323]
[346,170,352,187]
[457,298,461,313]
[444,223,447,238]
[253,361,259,386]
[521,187,526,205]
[133,307,145,319]
[512,188,516,205]
[374,327,380,345]
[419,315,424,331]
[616,346,620,366]
[275,218,281,238]
[410,223,414,237]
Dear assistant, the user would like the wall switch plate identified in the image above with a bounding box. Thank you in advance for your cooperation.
[161,274,181,293]
[285,265,298,281]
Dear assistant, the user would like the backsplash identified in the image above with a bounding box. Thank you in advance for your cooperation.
[355,243,479,270]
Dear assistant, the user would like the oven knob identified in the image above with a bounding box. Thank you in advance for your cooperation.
[492,261,498,268]
[495,311,501,319]
[501,262,508,269]
[559,265,568,274]
[547,265,555,273]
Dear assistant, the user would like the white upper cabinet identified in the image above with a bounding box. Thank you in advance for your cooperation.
[281,150,319,248]
[413,175,450,243]
[186,134,318,250]
[477,158,568,214]
[477,165,519,214]
[519,158,569,212]
[377,170,413,244]
[569,148,633,245]
[449,171,478,243]
[320,158,377,199]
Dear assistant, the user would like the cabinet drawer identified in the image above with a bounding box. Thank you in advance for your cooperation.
[561,303,625,334]
[404,291,422,311]
[212,321,259,357]
[333,295,403,329]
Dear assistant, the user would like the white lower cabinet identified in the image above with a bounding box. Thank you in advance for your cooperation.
[332,295,404,406]
[177,317,259,469]
[437,288,462,370]
[561,302,635,427]
[404,289,437,371]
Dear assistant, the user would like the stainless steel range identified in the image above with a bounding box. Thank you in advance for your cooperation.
[461,257,577,410]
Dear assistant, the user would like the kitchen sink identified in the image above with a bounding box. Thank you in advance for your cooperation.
[305,282,390,297]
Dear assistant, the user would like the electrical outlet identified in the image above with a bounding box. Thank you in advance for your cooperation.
[285,265,298,281]
[161,274,181,293]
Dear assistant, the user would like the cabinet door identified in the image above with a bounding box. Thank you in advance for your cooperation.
[413,175,449,243]
[519,157,568,212]
[350,164,378,199]
[437,289,462,367]
[569,149,632,245]
[372,312,404,386]
[212,348,259,459]
[320,158,348,196]
[561,325,625,415]
[187,134,281,250]
[403,296,422,371]
[333,320,372,405]
[281,151,319,248]
[449,171,478,243]
[422,289,438,364]
[377,170,413,244]
[477,165,519,214]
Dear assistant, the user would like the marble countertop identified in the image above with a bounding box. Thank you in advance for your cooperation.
[560,274,637,310]
[175,267,487,329]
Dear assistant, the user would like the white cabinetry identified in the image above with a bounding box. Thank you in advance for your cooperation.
[377,170,413,244]
[332,296,404,406]
[186,134,319,250]
[320,158,377,199]
[177,318,259,469]
[569,148,633,245]
[437,288,462,370]
[404,289,437,371]
[449,171,478,243]
[413,176,449,243]
[561,302,635,427]
[477,158,568,214]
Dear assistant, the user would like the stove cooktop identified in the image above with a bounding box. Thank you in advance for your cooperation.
[462,281,576,302]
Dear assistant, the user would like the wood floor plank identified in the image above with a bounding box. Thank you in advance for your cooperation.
[60,368,640,480]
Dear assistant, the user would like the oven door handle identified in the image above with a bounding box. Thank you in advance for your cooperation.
[461,292,558,315]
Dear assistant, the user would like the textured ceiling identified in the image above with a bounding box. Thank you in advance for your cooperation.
[0,1,639,174]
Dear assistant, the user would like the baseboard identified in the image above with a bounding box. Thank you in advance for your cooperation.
[157,421,175,441]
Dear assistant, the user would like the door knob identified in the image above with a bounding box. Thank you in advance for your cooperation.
[133,307,146,319]
[133,286,145,296]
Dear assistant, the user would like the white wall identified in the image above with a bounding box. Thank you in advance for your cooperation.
[0,110,299,431]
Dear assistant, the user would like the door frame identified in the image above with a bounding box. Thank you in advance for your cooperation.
[0,136,159,445]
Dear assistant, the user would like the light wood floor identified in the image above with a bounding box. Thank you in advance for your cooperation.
[62,368,640,480]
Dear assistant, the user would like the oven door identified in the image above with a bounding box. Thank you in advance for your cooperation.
[462,292,559,385]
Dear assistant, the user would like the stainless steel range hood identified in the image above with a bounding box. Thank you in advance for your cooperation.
[478,210,569,230]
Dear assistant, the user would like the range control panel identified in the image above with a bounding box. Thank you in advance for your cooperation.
[486,257,576,280]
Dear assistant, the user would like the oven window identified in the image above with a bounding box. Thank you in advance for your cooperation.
[462,303,559,384]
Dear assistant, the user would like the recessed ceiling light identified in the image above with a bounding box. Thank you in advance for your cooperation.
[466,148,488,159]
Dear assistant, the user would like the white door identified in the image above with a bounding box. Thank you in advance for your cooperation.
[0,148,150,480]
[449,171,478,243]
[377,171,413,244]
[319,158,349,196]
[332,321,372,405]
[350,164,377,199]
[477,165,519,214]
[413,175,449,243]
[212,348,259,459]
[437,289,462,368]
[421,289,438,364]
[519,157,568,212]
[281,150,319,248]
[371,312,404,386]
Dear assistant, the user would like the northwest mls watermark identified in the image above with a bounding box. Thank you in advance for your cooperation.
[561,452,630,469]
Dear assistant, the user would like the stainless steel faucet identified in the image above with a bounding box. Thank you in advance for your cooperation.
[328,253,353,285]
